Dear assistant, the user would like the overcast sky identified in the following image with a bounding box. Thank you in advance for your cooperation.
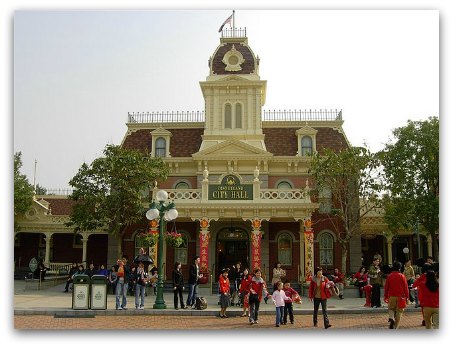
[13,9,438,190]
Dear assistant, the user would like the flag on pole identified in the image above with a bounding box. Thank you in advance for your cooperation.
[218,13,233,32]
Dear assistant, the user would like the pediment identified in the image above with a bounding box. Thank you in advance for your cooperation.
[296,125,318,136]
[193,139,272,158]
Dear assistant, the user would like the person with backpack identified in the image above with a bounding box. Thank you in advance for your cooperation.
[186,256,203,309]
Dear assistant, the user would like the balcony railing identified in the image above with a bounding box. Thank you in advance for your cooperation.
[39,189,74,196]
[128,111,205,124]
[127,109,342,124]
[220,27,247,38]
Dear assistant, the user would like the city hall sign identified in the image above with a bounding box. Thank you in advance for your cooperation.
[208,174,253,200]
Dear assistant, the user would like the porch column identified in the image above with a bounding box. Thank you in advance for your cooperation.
[250,218,263,271]
[199,218,212,273]
[299,220,305,283]
[303,218,314,282]
[427,234,433,257]
[43,232,53,266]
[386,237,393,265]
[81,232,89,267]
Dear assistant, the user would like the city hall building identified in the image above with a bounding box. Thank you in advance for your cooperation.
[14,28,433,283]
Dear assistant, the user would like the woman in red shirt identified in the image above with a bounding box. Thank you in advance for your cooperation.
[239,268,252,317]
[308,267,332,329]
[415,270,439,329]
[384,261,409,329]
[218,268,231,318]
[352,266,368,298]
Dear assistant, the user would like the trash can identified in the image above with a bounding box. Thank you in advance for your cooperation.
[72,274,91,310]
[90,275,108,310]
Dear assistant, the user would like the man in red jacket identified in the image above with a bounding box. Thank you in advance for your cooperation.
[384,261,409,329]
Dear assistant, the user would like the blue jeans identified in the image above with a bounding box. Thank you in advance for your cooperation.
[186,283,198,307]
[276,306,284,325]
[115,281,128,309]
[135,284,145,308]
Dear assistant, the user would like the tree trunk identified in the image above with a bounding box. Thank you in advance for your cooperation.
[116,234,123,259]
[341,243,348,275]
[432,231,439,261]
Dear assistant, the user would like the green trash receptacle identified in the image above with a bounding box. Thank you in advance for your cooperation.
[90,275,108,310]
[72,274,91,309]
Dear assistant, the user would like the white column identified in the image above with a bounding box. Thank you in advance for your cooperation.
[44,232,52,266]
[81,233,89,267]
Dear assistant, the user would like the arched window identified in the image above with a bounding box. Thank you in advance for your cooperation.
[155,137,166,157]
[235,103,242,128]
[174,233,188,265]
[278,233,292,266]
[301,136,313,156]
[319,232,334,267]
[134,229,147,255]
[224,104,232,129]
[277,181,292,189]
[175,181,190,190]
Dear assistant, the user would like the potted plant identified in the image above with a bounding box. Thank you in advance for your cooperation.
[137,231,159,247]
[166,231,184,248]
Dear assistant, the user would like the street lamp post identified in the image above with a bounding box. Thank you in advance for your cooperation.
[145,190,178,309]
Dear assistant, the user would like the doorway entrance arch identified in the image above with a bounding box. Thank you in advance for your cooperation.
[216,227,249,278]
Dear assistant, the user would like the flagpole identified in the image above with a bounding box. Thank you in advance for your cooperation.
[232,10,235,37]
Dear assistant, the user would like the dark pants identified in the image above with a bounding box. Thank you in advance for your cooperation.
[357,282,367,297]
[284,302,294,323]
[313,298,330,328]
[249,299,261,322]
[371,283,381,307]
[173,286,184,309]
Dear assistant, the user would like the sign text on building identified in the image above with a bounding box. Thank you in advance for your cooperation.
[208,175,253,200]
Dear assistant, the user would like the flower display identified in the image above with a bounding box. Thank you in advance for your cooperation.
[137,231,159,247]
[166,231,184,248]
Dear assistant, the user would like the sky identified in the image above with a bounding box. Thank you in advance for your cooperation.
[3,0,450,345]
[12,9,439,190]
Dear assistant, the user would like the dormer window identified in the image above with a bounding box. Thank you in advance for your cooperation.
[296,126,317,156]
[301,136,313,156]
[150,127,172,158]
[155,138,166,157]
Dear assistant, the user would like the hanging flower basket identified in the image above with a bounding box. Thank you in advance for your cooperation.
[166,231,184,248]
[137,231,159,247]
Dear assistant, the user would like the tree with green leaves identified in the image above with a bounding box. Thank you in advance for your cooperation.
[67,144,169,258]
[380,117,439,260]
[310,146,383,273]
[14,152,35,231]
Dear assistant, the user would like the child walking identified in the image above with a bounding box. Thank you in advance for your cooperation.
[248,268,271,325]
[218,268,231,318]
[283,280,299,324]
[271,281,291,327]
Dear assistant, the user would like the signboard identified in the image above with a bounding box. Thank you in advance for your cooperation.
[208,175,253,200]
[29,257,38,272]
[90,284,107,310]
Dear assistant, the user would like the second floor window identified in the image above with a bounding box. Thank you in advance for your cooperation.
[301,136,313,156]
[225,104,232,129]
[155,137,166,157]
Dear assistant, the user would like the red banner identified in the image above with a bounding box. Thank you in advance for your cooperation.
[199,232,210,272]
[251,232,261,271]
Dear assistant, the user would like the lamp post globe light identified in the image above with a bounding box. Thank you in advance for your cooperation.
[145,190,178,309]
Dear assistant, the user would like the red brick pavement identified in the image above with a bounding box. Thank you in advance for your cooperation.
[15,312,426,330]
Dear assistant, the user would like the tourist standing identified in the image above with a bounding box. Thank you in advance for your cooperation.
[248,268,271,325]
[218,268,231,318]
[231,261,243,306]
[283,280,299,325]
[368,258,382,307]
[115,256,131,310]
[135,262,147,309]
[384,261,409,329]
[239,268,252,317]
[415,270,439,329]
[403,259,415,302]
[271,281,290,327]
[186,256,203,308]
[271,261,286,285]
[108,265,117,295]
[309,267,332,329]
[172,262,185,310]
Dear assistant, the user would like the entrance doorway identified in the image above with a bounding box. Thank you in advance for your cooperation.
[216,227,249,279]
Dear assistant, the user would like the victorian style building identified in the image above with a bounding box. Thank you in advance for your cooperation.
[14,28,432,281]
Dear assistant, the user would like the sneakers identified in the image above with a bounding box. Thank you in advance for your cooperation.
[388,318,395,329]
[122,306,127,310]
[139,306,144,310]
[275,324,280,327]
[250,320,255,325]
[116,307,122,310]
